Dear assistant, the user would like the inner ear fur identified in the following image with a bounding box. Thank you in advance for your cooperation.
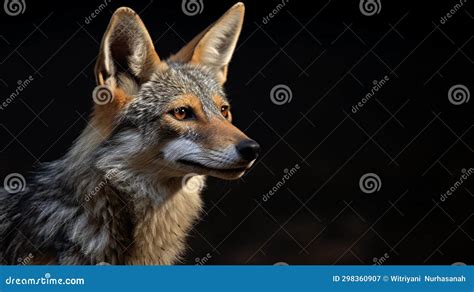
[95,7,160,88]
[169,2,245,84]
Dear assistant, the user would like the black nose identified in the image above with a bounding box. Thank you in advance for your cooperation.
[236,139,260,161]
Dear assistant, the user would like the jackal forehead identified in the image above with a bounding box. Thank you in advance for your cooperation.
[128,62,226,118]
[147,63,225,104]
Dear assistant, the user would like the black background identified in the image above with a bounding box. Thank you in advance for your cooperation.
[0,0,473,265]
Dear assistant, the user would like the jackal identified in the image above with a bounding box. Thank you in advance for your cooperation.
[0,3,259,265]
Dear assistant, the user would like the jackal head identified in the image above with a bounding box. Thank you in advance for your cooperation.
[90,3,259,182]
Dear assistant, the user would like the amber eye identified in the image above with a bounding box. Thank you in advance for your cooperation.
[172,107,192,120]
[221,105,230,119]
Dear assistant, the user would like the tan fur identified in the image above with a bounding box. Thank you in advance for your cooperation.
[212,95,232,121]
[126,180,204,264]
[91,88,133,137]
[164,94,205,114]
[198,117,247,150]
[212,95,226,107]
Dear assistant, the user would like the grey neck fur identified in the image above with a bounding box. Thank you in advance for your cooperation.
[0,122,204,265]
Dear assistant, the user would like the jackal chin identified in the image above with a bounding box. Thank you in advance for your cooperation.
[176,158,255,180]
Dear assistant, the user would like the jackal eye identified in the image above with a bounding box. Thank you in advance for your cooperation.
[221,105,230,119]
[171,107,193,120]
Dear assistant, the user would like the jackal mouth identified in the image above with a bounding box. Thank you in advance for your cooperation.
[177,159,249,173]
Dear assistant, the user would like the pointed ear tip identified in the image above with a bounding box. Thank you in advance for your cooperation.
[224,2,244,23]
[112,7,138,18]
[231,2,245,13]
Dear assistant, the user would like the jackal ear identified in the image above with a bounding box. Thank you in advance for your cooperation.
[170,2,245,84]
[95,7,160,89]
